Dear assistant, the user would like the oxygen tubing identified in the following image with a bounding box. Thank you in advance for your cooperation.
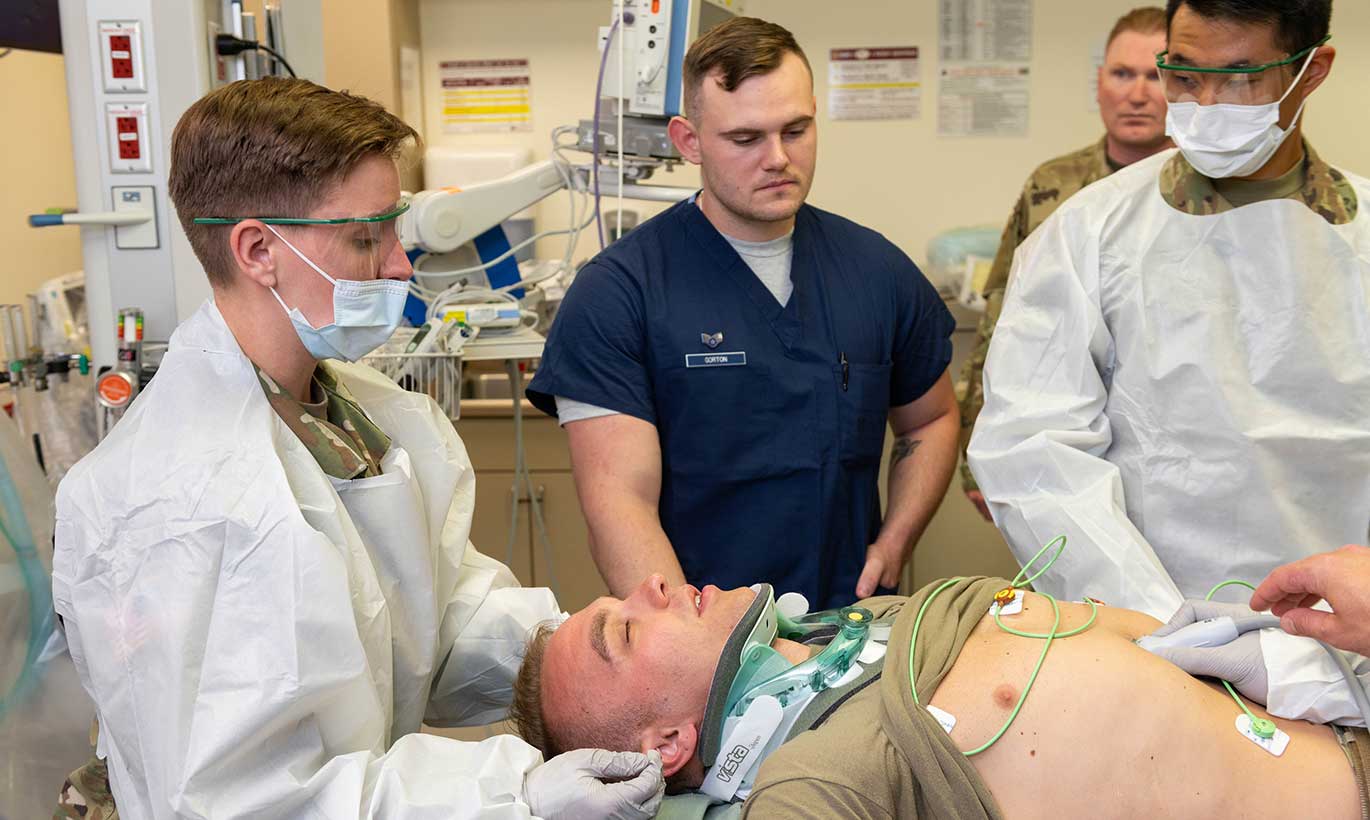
[0,449,51,720]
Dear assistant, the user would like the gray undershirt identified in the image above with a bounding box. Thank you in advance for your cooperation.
[555,223,794,425]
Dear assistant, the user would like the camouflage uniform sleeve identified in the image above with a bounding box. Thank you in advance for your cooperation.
[54,722,117,820]
[957,187,1030,492]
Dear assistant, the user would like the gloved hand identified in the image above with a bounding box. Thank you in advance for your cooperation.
[1143,600,1273,705]
[524,748,664,820]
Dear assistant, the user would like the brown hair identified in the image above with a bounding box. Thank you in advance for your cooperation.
[1107,6,1168,48]
[681,17,811,120]
[168,77,418,288]
[510,621,650,759]
[510,623,559,757]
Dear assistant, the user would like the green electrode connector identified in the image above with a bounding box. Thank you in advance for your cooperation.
[1207,579,1278,740]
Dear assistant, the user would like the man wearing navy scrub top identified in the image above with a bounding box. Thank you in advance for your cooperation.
[527,17,959,610]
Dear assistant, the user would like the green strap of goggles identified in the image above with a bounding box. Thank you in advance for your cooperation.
[1155,34,1329,74]
[192,202,410,226]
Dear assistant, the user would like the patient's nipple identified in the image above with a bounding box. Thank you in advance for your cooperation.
[992,683,1018,709]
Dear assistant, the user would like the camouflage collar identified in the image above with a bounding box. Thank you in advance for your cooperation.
[1160,140,1358,225]
[255,363,391,480]
[1088,136,1115,176]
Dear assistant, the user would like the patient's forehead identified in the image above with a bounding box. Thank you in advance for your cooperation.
[542,605,622,734]
[547,605,619,685]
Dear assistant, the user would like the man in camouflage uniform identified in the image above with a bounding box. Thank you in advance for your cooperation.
[966,0,1370,640]
[958,7,1171,520]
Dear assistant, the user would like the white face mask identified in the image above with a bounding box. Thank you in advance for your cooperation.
[1164,48,1318,179]
[265,225,410,362]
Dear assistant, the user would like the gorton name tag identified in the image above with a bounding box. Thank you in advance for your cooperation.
[685,351,747,368]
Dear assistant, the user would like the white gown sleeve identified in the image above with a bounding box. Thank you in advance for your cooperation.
[52,493,547,820]
[966,209,1183,620]
[1262,621,1370,727]
[426,541,561,728]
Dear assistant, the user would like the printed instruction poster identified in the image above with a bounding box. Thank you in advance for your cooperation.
[938,64,1030,136]
[937,0,1033,136]
[827,47,922,121]
[1088,39,1105,112]
[939,0,1031,62]
[439,58,532,133]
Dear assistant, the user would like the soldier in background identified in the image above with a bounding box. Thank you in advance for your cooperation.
[957,6,1171,520]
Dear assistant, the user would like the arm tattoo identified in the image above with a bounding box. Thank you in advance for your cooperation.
[890,437,922,468]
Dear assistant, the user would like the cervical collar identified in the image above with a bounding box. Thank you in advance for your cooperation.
[696,593,883,804]
[699,584,780,768]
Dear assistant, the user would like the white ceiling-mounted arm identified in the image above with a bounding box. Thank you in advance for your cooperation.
[402,160,568,254]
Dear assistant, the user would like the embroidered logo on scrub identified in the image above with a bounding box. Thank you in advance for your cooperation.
[701,331,724,349]
[685,352,746,368]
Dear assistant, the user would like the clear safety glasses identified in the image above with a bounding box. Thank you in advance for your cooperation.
[1156,35,1329,106]
[193,202,409,280]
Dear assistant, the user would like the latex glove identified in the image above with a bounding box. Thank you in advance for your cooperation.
[1251,545,1370,656]
[1143,600,1272,705]
[524,749,664,820]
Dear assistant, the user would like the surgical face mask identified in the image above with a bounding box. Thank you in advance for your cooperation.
[1164,48,1319,179]
[265,225,409,362]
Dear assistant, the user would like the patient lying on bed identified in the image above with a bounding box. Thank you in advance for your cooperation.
[512,574,1369,819]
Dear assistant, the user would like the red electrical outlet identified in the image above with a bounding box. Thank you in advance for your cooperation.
[109,34,134,78]
[98,21,145,92]
[116,116,141,160]
[107,102,151,172]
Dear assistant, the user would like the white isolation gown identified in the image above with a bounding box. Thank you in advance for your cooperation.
[969,147,1370,723]
[52,301,561,818]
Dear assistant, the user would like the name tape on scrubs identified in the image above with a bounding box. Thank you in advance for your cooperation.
[686,351,747,368]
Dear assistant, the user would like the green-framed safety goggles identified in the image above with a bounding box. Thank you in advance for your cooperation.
[1156,35,1329,105]
[194,202,410,279]
[192,201,410,226]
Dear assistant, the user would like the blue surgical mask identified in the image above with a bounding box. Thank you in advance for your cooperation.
[266,225,409,362]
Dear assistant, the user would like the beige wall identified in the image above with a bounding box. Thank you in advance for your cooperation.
[0,50,84,317]
[323,0,425,189]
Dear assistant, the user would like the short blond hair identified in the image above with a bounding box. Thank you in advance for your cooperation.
[1107,6,1167,48]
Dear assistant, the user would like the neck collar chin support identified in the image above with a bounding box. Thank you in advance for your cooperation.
[698,584,780,769]
[697,585,876,803]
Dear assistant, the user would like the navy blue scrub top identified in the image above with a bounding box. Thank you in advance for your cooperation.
[528,199,953,610]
